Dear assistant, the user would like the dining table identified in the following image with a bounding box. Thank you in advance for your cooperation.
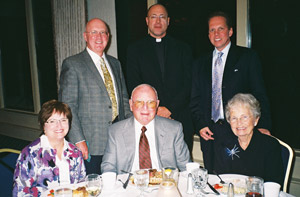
[43,172,295,197]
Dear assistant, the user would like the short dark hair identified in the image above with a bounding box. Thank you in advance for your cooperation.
[208,11,233,29]
[38,99,72,131]
[147,3,168,17]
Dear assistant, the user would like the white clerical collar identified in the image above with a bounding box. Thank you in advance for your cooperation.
[156,38,162,42]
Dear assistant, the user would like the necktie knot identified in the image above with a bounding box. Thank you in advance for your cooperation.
[217,52,223,58]
[141,126,147,133]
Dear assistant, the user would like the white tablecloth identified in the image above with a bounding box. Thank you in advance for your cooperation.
[43,172,295,197]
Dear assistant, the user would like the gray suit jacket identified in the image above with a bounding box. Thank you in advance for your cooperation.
[101,116,191,174]
[59,49,131,155]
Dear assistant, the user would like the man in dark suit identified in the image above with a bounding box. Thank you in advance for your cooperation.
[59,18,131,174]
[126,4,194,153]
[101,84,190,174]
[190,12,272,172]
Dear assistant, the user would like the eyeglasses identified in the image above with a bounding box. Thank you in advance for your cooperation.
[229,115,251,124]
[133,100,157,109]
[149,15,168,20]
[86,30,108,37]
[46,118,69,125]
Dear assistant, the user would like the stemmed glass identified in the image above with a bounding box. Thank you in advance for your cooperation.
[191,168,208,197]
[85,174,103,196]
[134,169,149,196]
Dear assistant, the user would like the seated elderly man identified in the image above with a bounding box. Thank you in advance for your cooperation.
[213,93,284,186]
[101,84,190,174]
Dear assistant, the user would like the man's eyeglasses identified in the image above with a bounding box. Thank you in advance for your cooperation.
[133,100,157,109]
[46,118,69,125]
[149,15,168,20]
[229,115,251,124]
[86,31,108,37]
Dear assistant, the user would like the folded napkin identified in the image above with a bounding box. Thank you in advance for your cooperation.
[280,191,296,197]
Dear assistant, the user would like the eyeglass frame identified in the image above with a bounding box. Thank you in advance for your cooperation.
[46,118,69,125]
[148,14,168,20]
[85,30,109,37]
[229,115,251,124]
[132,100,158,109]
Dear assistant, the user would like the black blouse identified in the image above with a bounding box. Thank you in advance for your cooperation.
[213,128,284,186]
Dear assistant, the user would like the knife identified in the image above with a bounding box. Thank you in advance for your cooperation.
[207,182,220,195]
[123,172,133,189]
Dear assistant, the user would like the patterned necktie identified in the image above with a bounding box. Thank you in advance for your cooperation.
[212,52,224,122]
[99,57,118,121]
[139,126,152,169]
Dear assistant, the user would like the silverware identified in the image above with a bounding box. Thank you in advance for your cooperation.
[123,173,132,189]
[120,170,133,189]
[121,170,131,174]
[207,182,220,195]
[213,170,226,184]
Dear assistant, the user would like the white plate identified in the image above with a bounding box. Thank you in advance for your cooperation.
[43,182,86,197]
[207,174,248,196]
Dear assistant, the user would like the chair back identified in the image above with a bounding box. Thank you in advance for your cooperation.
[0,148,21,196]
[272,137,294,192]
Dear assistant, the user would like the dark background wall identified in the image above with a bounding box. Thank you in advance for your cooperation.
[115,0,300,148]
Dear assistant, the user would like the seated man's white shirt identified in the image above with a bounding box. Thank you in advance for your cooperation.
[131,119,159,172]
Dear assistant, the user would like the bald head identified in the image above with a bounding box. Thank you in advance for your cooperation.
[130,84,159,125]
[83,18,109,56]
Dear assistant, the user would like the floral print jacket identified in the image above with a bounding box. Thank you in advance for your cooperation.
[13,135,86,196]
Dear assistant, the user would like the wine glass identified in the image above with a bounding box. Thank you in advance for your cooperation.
[191,168,208,197]
[85,174,102,196]
[246,176,264,197]
[134,169,149,196]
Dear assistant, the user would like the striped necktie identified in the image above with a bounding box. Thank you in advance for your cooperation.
[99,57,118,121]
[212,52,224,122]
[139,126,152,169]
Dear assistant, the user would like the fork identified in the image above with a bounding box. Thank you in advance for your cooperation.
[213,170,225,184]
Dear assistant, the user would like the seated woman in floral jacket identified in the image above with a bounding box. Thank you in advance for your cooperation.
[13,100,86,197]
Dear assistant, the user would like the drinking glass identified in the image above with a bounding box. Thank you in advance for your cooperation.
[134,169,149,196]
[246,176,264,197]
[85,174,102,196]
[191,168,208,197]
[162,167,179,186]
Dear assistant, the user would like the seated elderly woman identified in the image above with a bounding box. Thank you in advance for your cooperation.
[213,93,284,186]
[13,100,86,196]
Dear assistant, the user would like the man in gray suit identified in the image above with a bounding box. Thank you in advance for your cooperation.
[101,84,190,174]
[59,18,131,174]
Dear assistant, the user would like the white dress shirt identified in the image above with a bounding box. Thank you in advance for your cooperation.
[131,119,159,172]
[212,42,231,120]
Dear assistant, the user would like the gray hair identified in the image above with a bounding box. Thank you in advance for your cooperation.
[225,93,261,122]
[131,84,158,100]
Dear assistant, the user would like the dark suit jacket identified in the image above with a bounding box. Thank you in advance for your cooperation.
[191,44,271,132]
[101,116,191,174]
[59,49,131,155]
[190,44,272,172]
[126,35,194,148]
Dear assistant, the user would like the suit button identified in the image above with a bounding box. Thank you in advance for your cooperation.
[108,106,112,108]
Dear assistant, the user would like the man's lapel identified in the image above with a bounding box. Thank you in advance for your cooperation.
[82,50,109,94]
[223,45,240,84]
[122,117,136,170]
[154,117,165,168]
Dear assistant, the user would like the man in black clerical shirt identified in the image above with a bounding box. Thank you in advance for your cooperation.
[126,3,195,154]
